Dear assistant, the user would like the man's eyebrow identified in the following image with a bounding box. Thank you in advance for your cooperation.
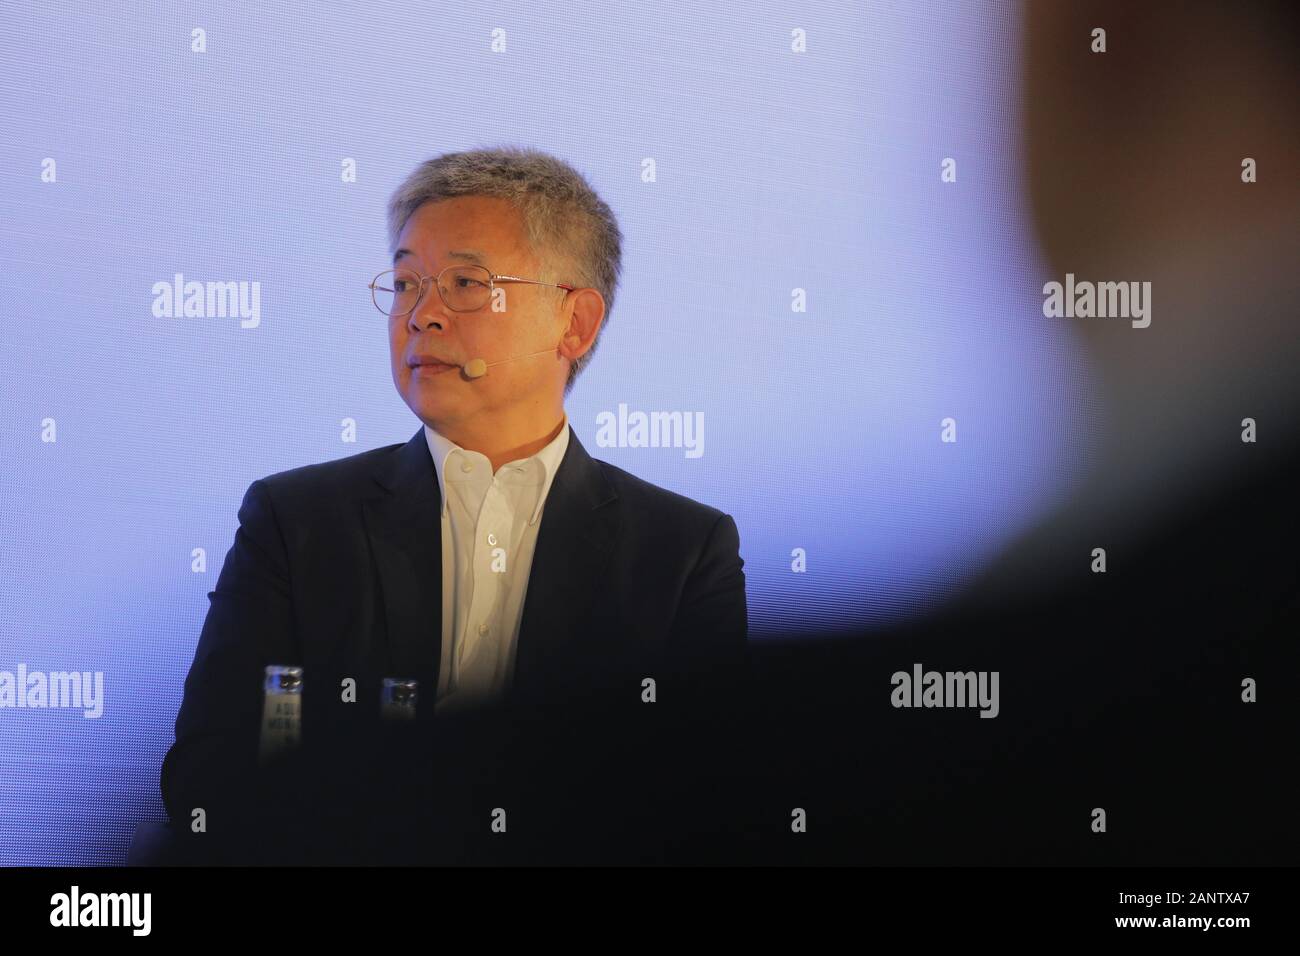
[391,248,489,266]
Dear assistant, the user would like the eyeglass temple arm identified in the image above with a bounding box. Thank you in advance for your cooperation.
[494,275,575,291]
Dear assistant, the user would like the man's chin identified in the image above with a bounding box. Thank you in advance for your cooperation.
[406,390,468,425]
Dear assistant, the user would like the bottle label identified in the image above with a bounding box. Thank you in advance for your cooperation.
[381,678,418,721]
[259,665,303,762]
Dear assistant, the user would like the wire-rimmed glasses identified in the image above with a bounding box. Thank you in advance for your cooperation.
[369,265,575,316]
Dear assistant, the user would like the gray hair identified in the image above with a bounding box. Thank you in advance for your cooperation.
[387,146,623,392]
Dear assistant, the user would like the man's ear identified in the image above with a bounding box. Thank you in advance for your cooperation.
[558,288,606,365]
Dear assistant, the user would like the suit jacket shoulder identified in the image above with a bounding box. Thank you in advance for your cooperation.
[255,440,405,507]
[590,456,732,534]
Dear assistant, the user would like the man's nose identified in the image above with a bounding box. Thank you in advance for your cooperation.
[408,282,452,332]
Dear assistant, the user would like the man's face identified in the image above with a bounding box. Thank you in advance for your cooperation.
[388,195,568,429]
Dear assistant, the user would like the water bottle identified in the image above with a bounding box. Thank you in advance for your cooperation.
[259,665,303,763]
[381,678,418,721]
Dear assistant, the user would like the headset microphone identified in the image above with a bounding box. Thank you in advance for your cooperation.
[462,344,561,379]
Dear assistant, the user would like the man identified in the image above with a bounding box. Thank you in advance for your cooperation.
[159,147,748,838]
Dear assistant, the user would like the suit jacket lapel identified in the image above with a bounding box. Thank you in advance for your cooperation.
[514,426,619,691]
[362,426,443,706]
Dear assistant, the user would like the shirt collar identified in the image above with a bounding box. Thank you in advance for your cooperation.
[423,413,570,525]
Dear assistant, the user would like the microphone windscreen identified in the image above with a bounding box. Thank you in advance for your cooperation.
[463,358,487,379]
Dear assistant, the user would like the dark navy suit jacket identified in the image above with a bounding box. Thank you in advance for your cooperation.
[160,424,748,825]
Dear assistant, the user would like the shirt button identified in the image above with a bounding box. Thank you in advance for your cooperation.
[477,623,489,636]
[487,532,497,546]
[460,462,473,474]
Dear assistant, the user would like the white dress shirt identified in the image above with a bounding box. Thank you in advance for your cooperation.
[423,414,570,713]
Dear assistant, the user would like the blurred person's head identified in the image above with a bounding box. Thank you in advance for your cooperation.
[949,1,1300,609]
[383,147,622,454]
[1023,1,1299,507]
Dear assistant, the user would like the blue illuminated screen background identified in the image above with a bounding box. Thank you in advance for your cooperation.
[0,1,1090,864]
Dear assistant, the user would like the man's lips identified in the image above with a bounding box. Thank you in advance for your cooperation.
[408,357,458,373]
